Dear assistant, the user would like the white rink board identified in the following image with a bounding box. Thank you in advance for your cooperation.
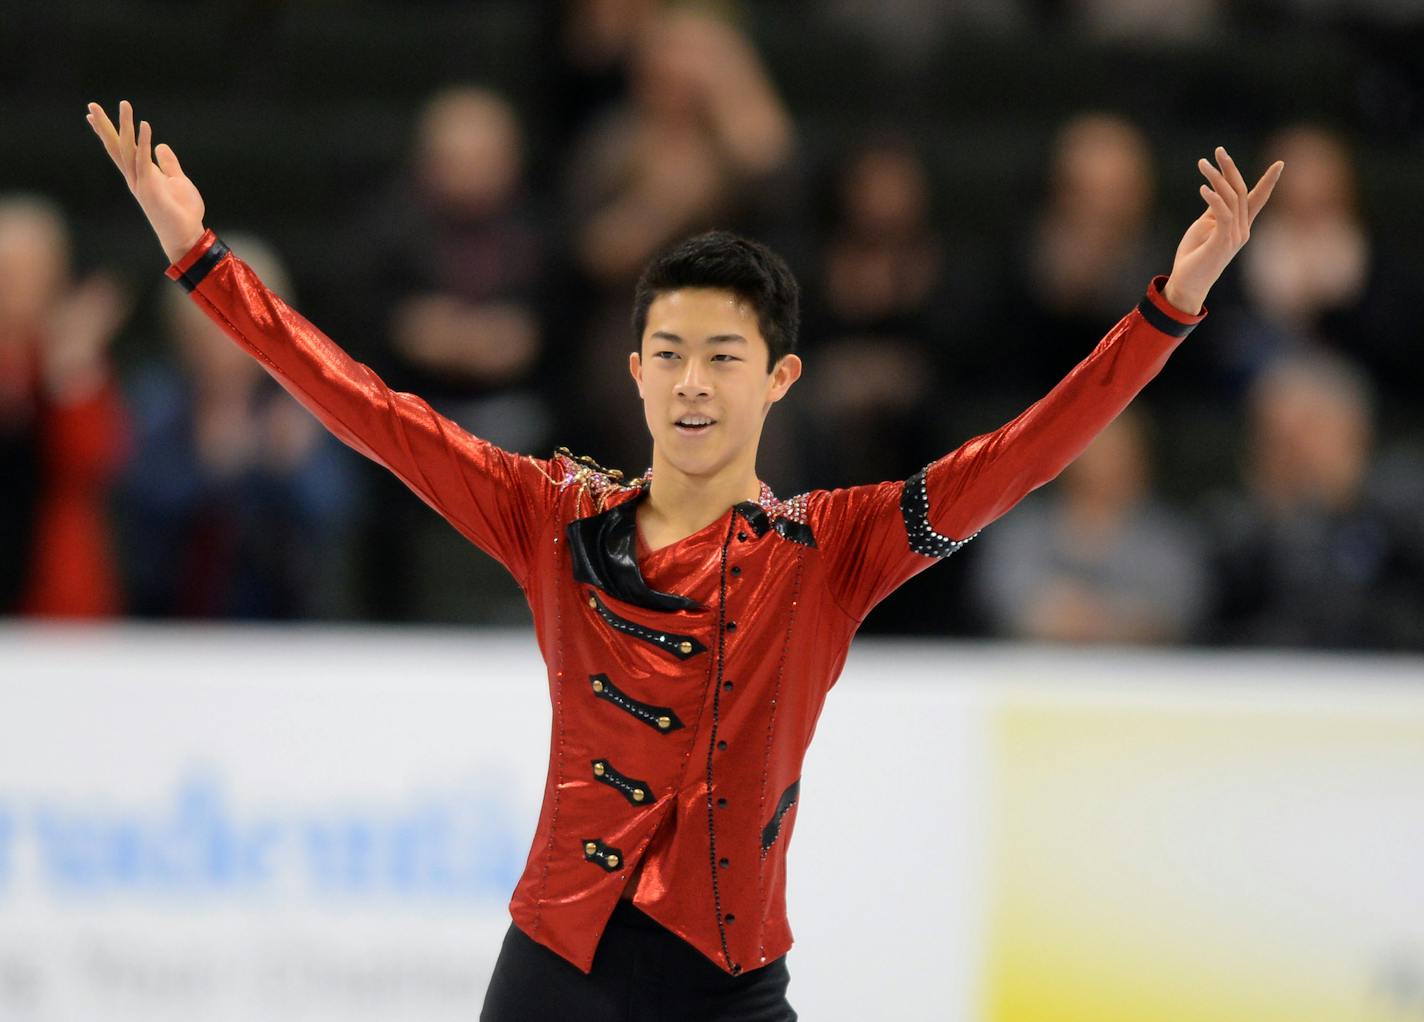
[0,625,1420,1022]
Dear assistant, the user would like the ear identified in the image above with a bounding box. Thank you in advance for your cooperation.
[628,350,644,399]
[767,353,803,403]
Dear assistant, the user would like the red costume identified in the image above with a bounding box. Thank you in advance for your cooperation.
[165,228,1204,977]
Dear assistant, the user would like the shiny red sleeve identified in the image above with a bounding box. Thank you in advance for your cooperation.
[164,229,563,588]
[811,274,1206,623]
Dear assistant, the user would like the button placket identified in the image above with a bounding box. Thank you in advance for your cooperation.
[704,514,743,975]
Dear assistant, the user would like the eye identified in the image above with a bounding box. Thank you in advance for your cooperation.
[654,350,678,359]
[712,354,740,362]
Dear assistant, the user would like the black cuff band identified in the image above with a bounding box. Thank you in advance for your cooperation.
[175,237,229,293]
[1136,293,1198,338]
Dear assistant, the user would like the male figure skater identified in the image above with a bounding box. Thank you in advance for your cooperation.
[86,99,1281,1020]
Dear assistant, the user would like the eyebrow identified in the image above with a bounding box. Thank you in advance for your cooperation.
[650,331,748,344]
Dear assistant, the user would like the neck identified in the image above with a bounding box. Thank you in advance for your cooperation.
[643,445,762,533]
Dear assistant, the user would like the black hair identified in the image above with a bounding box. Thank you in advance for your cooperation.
[631,229,800,374]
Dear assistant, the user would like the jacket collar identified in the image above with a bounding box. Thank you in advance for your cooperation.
[565,474,814,613]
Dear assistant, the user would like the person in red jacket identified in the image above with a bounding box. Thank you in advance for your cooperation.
[0,194,132,617]
[86,99,1282,1020]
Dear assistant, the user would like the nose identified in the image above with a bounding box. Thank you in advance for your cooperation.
[675,358,711,399]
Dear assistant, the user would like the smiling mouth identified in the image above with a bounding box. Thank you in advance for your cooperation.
[674,417,717,433]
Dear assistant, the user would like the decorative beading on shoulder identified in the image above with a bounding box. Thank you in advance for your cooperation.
[538,446,646,514]
[900,463,978,558]
[757,485,809,526]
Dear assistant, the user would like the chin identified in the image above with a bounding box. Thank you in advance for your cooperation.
[662,445,725,477]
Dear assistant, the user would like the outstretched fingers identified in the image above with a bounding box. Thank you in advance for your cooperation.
[1197,158,1238,229]
[1247,161,1286,222]
[137,119,154,184]
[1198,182,1234,227]
[86,102,130,188]
[1215,147,1251,216]
[154,141,182,178]
[119,100,136,183]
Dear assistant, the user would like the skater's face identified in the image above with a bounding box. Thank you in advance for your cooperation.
[629,287,800,477]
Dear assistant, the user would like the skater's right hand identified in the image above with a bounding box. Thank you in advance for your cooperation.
[86,99,207,265]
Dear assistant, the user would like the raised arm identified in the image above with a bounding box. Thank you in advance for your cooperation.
[85,100,561,586]
[814,147,1285,622]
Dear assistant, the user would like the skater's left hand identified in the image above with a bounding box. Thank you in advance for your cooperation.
[1163,146,1284,316]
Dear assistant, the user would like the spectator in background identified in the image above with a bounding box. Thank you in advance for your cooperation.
[1002,113,1170,395]
[797,133,982,636]
[1237,123,1418,413]
[560,6,802,474]
[817,0,1030,66]
[117,233,355,619]
[970,405,1208,644]
[533,0,661,194]
[1063,0,1222,40]
[1199,350,1424,649]
[0,193,131,618]
[566,7,797,288]
[799,133,959,490]
[335,84,556,624]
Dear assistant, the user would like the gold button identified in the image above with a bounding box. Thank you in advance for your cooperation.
[606,854,620,868]
[584,842,597,856]
[593,762,605,776]
[657,716,671,729]
[679,640,693,654]
[588,596,597,608]
[633,788,645,802]
[592,679,604,692]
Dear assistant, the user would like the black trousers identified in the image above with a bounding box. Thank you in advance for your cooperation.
[479,898,798,1021]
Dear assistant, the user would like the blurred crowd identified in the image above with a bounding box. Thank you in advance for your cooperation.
[3,0,1421,649]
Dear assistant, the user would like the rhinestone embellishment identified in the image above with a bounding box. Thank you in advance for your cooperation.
[900,464,978,558]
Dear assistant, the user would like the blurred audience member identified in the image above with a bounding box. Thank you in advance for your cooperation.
[335,84,556,623]
[798,133,979,637]
[1063,0,1223,40]
[800,133,953,489]
[560,6,802,474]
[534,0,661,191]
[1237,123,1418,407]
[1003,113,1170,395]
[117,234,355,619]
[818,0,1029,65]
[970,406,1208,643]
[0,193,131,618]
[1241,126,1367,330]
[1199,350,1424,649]
[566,7,796,287]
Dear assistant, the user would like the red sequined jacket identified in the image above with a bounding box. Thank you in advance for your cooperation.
[165,228,1204,976]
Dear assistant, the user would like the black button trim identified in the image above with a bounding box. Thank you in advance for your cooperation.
[760,778,801,853]
[591,758,653,806]
[586,589,706,659]
[175,237,230,293]
[582,837,624,872]
[589,674,684,733]
[900,465,978,558]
